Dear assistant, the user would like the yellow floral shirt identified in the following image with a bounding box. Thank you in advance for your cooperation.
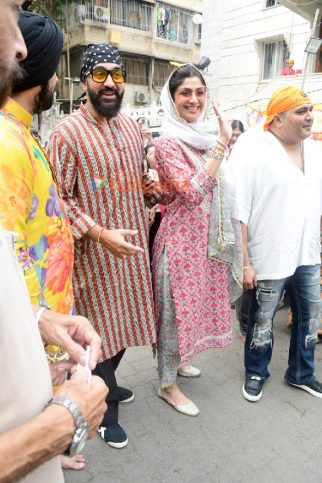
[0,99,74,314]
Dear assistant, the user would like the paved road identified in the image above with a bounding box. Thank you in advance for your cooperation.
[65,307,322,483]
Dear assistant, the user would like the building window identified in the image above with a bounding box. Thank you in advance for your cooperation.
[262,40,288,79]
[156,2,192,45]
[121,55,149,85]
[265,0,279,7]
[110,0,152,31]
[153,60,171,88]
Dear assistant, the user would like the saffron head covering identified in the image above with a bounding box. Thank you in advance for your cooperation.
[286,58,294,65]
[12,11,63,93]
[80,44,123,81]
[263,86,311,130]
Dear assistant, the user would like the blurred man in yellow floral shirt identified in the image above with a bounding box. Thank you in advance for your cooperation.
[0,10,86,472]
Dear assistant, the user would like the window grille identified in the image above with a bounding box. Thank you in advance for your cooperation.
[122,55,149,85]
[110,0,152,31]
[265,0,279,8]
[153,60,171,88]
[262,40,289,79]
[156,2,192,45]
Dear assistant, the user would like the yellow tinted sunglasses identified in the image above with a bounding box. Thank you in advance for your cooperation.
[88,67,126,84]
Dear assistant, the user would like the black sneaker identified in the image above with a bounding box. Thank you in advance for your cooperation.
[285,376,322,398]
[242,375,264,402]
[117,386,134,403]
[97,423,128,448]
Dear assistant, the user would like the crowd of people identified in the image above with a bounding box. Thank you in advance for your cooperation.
[0,2,321,481]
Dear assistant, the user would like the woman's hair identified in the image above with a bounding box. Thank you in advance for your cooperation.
[231,119,244,132]
[169,65,206,100]
[144,143,155,156]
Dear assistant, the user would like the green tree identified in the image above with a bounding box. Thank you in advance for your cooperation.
[22,0,75,19]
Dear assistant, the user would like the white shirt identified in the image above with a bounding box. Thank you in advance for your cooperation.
[0,228,63,482]
[230,129,322,280]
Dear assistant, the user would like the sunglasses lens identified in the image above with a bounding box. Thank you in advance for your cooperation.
[111,70,125,83]
[92,69,107,82]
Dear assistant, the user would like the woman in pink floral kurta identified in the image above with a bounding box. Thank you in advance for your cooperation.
[153,65,233,416]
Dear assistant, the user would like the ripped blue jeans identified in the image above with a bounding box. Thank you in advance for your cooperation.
[245,264,321,384]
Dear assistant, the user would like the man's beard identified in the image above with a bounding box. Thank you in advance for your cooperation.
[34,83,55,114]
[0,59,24,108]
[87,84,124,118]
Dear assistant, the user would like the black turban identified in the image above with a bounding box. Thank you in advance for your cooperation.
[80,44,123,82]
[13,11,63,92]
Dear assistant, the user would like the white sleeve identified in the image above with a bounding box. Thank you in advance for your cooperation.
[229,134,255,226]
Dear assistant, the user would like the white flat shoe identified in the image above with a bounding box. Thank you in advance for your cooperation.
[157,388,199,416]
[177,364,201,378]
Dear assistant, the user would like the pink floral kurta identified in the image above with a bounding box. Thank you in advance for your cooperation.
[152,135,232,364]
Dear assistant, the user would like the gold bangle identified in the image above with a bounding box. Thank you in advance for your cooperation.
[210,149,224,161]
[243,266,250,270]
[97,227,105,244]
[216,139,227,150]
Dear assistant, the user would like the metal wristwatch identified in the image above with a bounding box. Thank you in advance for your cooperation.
[46,396,88,456]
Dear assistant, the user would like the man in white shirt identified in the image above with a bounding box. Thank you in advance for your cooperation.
[230,86,322,402]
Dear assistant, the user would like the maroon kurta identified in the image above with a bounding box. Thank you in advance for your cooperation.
[48,103,156,359]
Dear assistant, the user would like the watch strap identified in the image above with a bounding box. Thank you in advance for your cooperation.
[46,396,87,430]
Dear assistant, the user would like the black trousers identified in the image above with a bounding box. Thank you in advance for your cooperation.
[93,349,126,426]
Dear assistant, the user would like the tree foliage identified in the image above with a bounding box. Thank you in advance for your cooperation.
[22,0,75,19]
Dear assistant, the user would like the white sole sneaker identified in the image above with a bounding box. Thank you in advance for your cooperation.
[287,382,322,398]
[106,438,128,449]
[177,365,201,378]
[242,383,262,402]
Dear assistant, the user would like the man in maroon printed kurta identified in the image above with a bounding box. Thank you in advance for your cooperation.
[48,44,156,449]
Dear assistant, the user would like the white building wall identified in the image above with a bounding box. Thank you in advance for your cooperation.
[202,0,311,120]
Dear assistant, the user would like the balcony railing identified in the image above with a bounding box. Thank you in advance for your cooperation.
[73,1,152,32]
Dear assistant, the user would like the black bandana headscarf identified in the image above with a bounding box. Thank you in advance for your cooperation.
[13,11,63,93]
[80,44,123,81]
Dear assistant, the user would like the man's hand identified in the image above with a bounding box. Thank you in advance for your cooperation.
[142,178,162,197]
[148,207,156,227]
[243,266,257,290]
[49,360,74,387]
[55,371,108,438]
[100,228,144,259]
[38,311,102,370]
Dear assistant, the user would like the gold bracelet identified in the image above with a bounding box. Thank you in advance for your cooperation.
[210,149,224,162]
[243,266,250,270]
[212,144,225,155]
[216,139,227,150]
[97,227,105,244]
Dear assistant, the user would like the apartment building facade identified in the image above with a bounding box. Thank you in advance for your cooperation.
[201,0,322,124]
[58,0,202,111]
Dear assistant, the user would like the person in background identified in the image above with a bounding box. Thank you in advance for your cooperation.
[227,119,244,157]
[144,142,163,261]
[280,58,302,76]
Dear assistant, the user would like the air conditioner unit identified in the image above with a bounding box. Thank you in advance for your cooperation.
[94,6,109,21]
[135,92,149,104]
